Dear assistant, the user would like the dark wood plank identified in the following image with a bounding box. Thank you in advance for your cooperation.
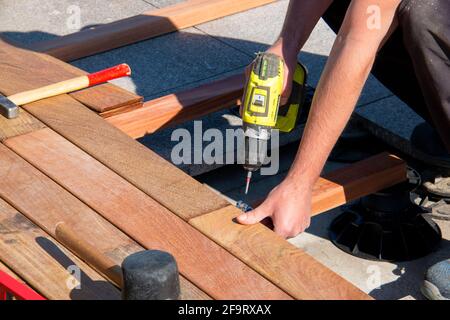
[4,128,292,300]
[0,197,120,300]
[0,37,142,113]
[32,0,277,62]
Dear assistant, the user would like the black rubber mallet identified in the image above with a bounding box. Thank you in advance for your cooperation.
[55,223,180,300]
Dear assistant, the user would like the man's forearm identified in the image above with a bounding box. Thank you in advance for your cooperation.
[277,0,333,57]
[287,38,376,186]
[286,0,401,188]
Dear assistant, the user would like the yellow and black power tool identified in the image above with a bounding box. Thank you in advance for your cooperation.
[242,52,307,194]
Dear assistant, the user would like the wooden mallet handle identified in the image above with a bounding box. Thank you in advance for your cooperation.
[55,223,123,288]
[7,63,131,106]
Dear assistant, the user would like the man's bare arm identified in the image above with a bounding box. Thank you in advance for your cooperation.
[265,0,333,104]
[277,0,333,56]
[238,0,402,238]
[287,0,401,186]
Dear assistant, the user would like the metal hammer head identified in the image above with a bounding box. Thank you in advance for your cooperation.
[121,250,180,300]
[0,93,19,119]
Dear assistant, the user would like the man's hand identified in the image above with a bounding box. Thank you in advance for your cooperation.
[237,179,312,239]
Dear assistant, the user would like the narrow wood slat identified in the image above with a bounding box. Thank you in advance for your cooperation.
[0,197,120,300]
[190,205,371,300]
[32,0,277,62]
[0,142,207,300]
[4,129,291,300]
[311,153,407,215]
[0,38,142,113]
[106,73,244,138]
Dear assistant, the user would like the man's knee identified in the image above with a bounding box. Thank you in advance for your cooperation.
[398,0,446,40]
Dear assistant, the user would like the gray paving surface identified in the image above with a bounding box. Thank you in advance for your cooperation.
[1,0,448,300]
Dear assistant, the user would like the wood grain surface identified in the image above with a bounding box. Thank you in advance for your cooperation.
[0,37,142,113]
[106,73,244,138]
[5,128,291,300]
[20,95,229,220]
[32,0,277,62]
[311,153,406,215]
[0,261,23,282]
[190,205,371,300]
[0,142,208,300]
[0,34,227,218]
[188,154,405,299]
[0,108,45,141]
[0,197,120,300]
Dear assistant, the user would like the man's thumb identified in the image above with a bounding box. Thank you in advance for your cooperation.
[237,207,269,225]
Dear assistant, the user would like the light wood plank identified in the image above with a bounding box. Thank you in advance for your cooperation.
[0,142,207,300]
[106,74,244,138]
[4,130,291,300]
[32,0,277,62]
[190,205,371,300]
[0,197,120,300]
[0,37,142,113]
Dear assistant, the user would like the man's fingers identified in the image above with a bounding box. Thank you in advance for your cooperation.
[237,206,270,225]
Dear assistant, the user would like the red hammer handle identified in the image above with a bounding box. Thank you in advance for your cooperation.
[87,63,132,86]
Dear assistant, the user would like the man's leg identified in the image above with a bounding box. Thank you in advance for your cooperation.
[398,0,450,152]
[322,0,450,152]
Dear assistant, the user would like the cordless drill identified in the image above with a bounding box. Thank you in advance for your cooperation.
[242,52,307,194]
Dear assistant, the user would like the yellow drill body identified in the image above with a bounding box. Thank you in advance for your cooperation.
[242,52,307,194]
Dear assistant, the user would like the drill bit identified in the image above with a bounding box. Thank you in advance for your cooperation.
[244,171,253,195]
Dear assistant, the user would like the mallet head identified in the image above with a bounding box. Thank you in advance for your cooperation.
[0,93,19,119]
[121,250,180,300]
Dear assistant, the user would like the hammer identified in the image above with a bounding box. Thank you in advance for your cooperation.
[55,223,180,300]
[0,63,131,119]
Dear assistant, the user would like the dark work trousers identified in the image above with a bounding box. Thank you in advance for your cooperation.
[322,0,450,153]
